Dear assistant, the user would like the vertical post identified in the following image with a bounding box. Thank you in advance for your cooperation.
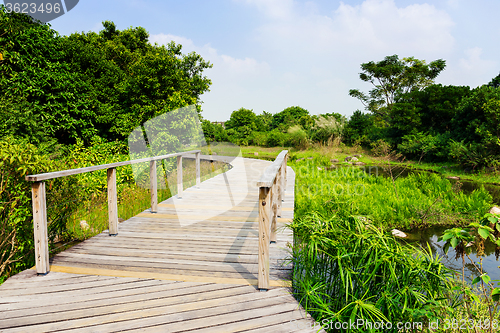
[270,178,278,244]
[150,160,158,213]
[107,168,118,236]
[195,152,201,188]
[277,164,283,218]
[284,154,288,191]
[258,186,271,290]
[177,155,183,199]
[32,182,49,275]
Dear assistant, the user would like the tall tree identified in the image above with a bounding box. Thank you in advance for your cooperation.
[349,55,446,122]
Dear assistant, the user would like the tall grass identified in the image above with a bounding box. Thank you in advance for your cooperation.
[288,157,496,332]
[294,160,493,230]
[290,212,455,332]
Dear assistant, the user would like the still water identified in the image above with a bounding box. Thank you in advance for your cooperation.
[368,165,500,284]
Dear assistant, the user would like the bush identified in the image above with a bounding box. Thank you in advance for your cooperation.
[370,139,392,156]
[265,129,287,147]
[248,131,267,146]
[310,115,345,143]
[0,137,79,282]
[285,125,309,149]
[397,132,451,162]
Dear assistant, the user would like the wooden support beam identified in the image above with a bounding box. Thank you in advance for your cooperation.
[31,182,49,275]
[195,152,201,188]
[150,160,157,213]
[270,178,278,244]
[284,154,288,191]
[258,186,271,290]
[177,156,183,199]
[107,168,118,236]
[277,164,283,218]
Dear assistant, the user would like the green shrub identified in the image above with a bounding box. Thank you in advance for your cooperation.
[285,125,309,149]
[0,137,78,282]
[370,139,392,156]
[265,129,287,147]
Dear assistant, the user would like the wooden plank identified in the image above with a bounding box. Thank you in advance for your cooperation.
[258,187,271,290]
[107,168,118,236]
[270,177,277,243]
[177,155,183,198]
[31,181,49,274]
[25,150,202,181]
[256,150,288,187]
[136,213,292,223]
[150,160,157,213]
[277,162,283,217]
[45,265,290,287]
[0,284,249,327]
[196,151,201,188]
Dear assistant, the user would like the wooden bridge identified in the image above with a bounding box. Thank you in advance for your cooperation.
[0,151,325,332]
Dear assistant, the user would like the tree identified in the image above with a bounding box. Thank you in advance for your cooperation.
[0,8,212,144]
[270,106,312,131]
[224,108,258,145]
[0,8,95,144]
[349,55,446,122]
[488,72,500,88]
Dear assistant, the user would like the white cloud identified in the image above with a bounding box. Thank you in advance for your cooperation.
[248,0,454,60]
[149,33,271,118]
[455,47,497,86]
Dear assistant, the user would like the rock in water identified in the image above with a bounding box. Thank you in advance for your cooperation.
[490,206,500,215]
[391,229,407,238]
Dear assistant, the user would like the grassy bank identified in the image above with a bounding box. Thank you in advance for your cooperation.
[241,145,499,331]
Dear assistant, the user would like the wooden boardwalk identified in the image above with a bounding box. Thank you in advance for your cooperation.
[0,156,325,332]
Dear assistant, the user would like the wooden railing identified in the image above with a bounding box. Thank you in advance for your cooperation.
[256,150,288,290]
[26,150,202,275]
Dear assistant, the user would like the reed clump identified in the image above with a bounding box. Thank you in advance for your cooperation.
[290,211,455,331]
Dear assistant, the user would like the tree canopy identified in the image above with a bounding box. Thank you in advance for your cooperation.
[349,55,446,122]
[0,8,212,144]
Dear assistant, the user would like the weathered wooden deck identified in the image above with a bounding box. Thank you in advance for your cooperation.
[0,156,324,332]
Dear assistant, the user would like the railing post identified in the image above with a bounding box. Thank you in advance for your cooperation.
[277,164,283,218]
[284,154,288,191]
[150,160,157,213]
[270,178,277,243]
[107,168,118,236]
[258,186,271,290]
[32,181,49,275]
[177,155,183,198]
[195,152,200,188]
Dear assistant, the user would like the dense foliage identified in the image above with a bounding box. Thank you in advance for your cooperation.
[0,8,212,144]
[347,55,500,170]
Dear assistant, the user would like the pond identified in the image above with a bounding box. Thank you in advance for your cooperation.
[405,226,500,286]
[366,165,500,284]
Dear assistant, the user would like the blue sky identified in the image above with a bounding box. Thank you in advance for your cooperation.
[48,0,500,121]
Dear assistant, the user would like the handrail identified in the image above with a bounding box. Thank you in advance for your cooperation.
[26,150,201,181]
[26,150,202,275]
[256,150,288,290]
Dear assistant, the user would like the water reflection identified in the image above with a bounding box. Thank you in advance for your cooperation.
[405,226,500,286]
